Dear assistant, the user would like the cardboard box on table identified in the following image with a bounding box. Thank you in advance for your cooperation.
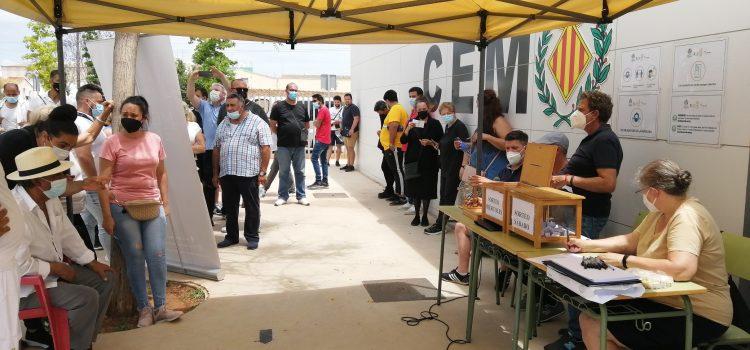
[480,143,584,247]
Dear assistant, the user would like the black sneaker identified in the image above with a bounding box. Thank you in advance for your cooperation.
[216,239,238,248]
[378,190,394,199]
[320,181,329,188]
[440,268,470,285]
[423,222,442,235]
[335,161,341,167]
[344,165,355,172]
[386,195,401,202]
[544,333,585,350]
[539,300,565,323]
[307,181,322,189]
[24,327,53,349]
[389,198,407,206]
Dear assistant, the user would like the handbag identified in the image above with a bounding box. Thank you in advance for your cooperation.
[122,199,162,221]
[404,161,420,180]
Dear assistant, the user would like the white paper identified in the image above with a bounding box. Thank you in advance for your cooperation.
[546,268,645,304]
[616,94,659,139]
[413,119,425,128]
[619,47,660,91]
[672,39,727,92]
[511,198,535,234]
[484,189,504,222]
[669,95,723,145]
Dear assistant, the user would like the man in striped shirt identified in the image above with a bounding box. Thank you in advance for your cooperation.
[212,93,272,250]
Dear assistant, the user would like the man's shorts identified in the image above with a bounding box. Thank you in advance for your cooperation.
[331,130,343,145]
[344,131,359,148]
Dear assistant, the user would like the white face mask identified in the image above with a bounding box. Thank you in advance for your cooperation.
[506,151,523,166]
[51,146,70,160]
[209,90,221,102]
[570,110,592,130]
[642,189,659,212]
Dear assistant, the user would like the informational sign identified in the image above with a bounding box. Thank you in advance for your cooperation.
[616,93,659,139]
[619,46,660,91]
[484,189,505,223]
[511,198,535,234]
[669,95,723,145]
[673,39,726,92]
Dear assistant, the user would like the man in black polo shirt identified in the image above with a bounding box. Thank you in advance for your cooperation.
[547,90,623,350]
[340,93,360,172]
[269,82,311,206]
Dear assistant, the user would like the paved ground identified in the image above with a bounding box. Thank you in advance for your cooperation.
[95,164,564,349]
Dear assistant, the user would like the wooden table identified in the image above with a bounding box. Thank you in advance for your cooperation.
[516,250,707,350]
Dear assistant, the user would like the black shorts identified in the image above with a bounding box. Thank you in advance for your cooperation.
[607,299,728,350]
[330,130,343,145]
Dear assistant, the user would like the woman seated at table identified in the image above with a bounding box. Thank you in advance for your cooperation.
[569,159,731,349]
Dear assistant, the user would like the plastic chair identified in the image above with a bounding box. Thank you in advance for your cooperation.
[698,232,750,349]
[18,275,70,350]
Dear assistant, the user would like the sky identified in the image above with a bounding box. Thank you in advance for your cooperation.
[0,10,351,77]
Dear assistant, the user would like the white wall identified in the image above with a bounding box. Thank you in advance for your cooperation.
[351,0,750,235]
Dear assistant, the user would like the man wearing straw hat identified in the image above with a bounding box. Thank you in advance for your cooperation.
[7,147,115,350]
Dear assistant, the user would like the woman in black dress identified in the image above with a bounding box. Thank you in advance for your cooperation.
[401,98,443,226]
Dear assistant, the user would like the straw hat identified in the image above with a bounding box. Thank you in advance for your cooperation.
[6,147,72,181]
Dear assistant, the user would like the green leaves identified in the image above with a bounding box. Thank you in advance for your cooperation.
[190,37,238,93]
[22,22,57,90]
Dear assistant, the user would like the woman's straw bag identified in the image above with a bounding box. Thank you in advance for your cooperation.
[122,199,161,221]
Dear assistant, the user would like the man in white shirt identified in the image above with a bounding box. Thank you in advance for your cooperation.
[0,164,24,350]
[73,84,111,260]
[327,95,344,167]
[1,83,29,131]
[7,147,115,350]
[26,70,65,114]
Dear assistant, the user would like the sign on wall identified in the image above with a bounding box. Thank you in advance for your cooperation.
[534,24,614,130]
[619,46,661,92]
[616,93,658,139]
[669,94,723,145]
[672,39,727,92]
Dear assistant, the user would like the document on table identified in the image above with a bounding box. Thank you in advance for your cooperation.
[529,253,645,304]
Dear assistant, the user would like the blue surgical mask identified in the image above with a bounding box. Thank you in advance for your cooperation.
[5,96,19,104]
[409,98,416,107]
[442,114,454,124]
[227,111,241,120]
[288,91,298,101]
[42,178,68,199]
[91,103,104,118]
[312,102,319,109]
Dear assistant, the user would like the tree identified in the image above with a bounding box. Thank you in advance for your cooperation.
[82,31,101,85]
[22,21,57,90]
[175,58,189,102]
[107,32,139,317]
[190,38,237,91]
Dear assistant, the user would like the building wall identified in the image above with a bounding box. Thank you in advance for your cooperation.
[351,0,750,235]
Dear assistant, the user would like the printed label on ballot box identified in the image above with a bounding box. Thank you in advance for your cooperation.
[485,189,504,221]
[511,198,535,233]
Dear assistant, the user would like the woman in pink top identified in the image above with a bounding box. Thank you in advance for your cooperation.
[98,96,183,328]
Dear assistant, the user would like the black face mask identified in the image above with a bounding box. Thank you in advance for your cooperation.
[418,111,430,120]
[121,118,143,133]
[52,82,60,92]
[235,88,249,100]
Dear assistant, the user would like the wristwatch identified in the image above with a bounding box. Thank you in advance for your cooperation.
[259,171,267,176]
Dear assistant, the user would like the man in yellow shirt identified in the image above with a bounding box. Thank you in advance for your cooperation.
[380,90,409,205]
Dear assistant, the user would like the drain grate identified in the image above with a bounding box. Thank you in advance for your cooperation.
[362,278,442,303]
[312,192,349,198]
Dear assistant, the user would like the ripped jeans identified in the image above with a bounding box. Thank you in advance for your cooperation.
[110,203,167,310]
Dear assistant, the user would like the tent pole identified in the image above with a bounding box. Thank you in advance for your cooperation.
[54,0,74,221]
[475,11,488,172]
[288,10,296,50]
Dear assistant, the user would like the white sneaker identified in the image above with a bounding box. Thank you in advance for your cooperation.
[274,198,287,206]
[259,186,266,198]
[399,202,412,210]
[298,198,310,206]
[404,205,416,215]
[221,226,227,233]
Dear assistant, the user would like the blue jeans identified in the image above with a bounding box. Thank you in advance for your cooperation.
[110,203,167,310]
[311,141,330,182]
[82,191,111,260]
[277,146,306,200]
[567,215,610,341]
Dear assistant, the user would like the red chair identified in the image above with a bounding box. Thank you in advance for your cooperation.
[18,275,70,350]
